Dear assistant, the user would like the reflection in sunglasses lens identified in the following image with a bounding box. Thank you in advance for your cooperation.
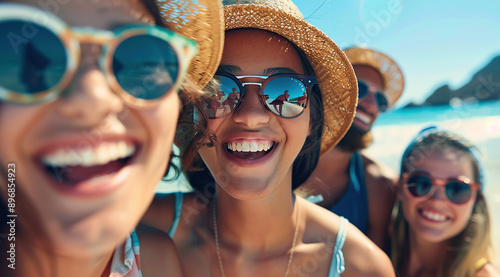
[376,93,388,112]
[264,77,307,118]
[408,175,432,197]
[0,20,67,94]
[446,181,471,204]
[114,35,179,100]
[357,81,368,99]
[206,74,309,119]
[406,174,473,204]
[205,75,240,118]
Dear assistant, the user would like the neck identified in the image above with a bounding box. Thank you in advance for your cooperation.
[16,235,113,277]
[317,147,352,173]
[405,229,449,276]
[214,179,298,254]
[306,147,351,186]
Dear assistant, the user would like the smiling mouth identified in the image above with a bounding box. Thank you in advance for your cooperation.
[419,209,449,222]
[225,140,275,160]
[355,112,372,125]
[39,141,137,185]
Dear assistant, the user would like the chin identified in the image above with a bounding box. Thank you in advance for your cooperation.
[336,126,374,152]
[217,177,275,200]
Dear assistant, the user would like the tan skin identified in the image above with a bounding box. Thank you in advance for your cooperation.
[0,1,184,276]
[295,65,397,251]
[143,29,395,276]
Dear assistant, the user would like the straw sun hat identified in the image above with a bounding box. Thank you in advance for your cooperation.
[223,0,358,156]
[157,0,224,88]
[344,46,405,109]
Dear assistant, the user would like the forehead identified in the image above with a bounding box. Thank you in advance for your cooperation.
[11,0,155,29]
[221,29,304,75]
[410,147,475,180]
[353,65,384,90]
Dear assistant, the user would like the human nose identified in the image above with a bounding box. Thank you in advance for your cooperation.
[53,45,124,126]
[428,183,447,202]
[232,85,270,127]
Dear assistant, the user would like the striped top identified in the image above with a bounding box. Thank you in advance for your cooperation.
[110,231,142,277]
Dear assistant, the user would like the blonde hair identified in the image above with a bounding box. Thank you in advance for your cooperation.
[391,193,493,277]
[391,131,495,277]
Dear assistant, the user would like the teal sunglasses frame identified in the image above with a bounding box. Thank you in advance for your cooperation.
[0,3,197,107]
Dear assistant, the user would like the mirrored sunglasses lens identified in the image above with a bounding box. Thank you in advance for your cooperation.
[264,77,307,118]
[407,175,432,197]
[205,75,240,118]
[376,93,388,112]
[446,181,472,204]
[0,20,67,96]
[357,81,368,99]
[114,35,179,100]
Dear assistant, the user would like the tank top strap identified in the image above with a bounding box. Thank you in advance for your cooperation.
[168,191,184,237]
[328,216,349,277]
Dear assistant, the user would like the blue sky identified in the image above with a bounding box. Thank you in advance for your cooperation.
[295,0,500,108]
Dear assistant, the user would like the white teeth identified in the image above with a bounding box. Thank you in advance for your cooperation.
[250,142,258,152]
[42,142,136,167]
[422,210,447,222]
[355,112,371,124]
[242,141,250,152]
[227,140,273,152]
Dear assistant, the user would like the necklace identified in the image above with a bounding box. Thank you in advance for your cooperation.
[213,199,300,277]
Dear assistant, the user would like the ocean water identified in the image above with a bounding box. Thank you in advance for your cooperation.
[366,100,500,264]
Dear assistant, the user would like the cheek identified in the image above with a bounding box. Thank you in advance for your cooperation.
[198,117,224,161]
[138,94,180,177]
[146,94,181,138]
[0,105,37,158]
[206,117,224,134]
[453,202,475,231]
[400,196,419,221]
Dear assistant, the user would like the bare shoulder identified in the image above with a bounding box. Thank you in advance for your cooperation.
[142,192,210,234]
[141,193,177,232]
[136,224,183,277]
[361,152,397,202]
[298,197,395,276]
[341,223,395,276]
[476,262,500,277]
[361,151,398,183]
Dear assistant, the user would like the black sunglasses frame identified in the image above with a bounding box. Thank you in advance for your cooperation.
[207,72,317,119]
[357,80,388,112]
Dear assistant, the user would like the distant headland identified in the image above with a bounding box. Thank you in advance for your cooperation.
[404,55,500,108]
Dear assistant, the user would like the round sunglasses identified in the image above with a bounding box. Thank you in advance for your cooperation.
[204,72,317,119]
[402,171,481,205]
[0,3,197,106]
[357,80,388,112]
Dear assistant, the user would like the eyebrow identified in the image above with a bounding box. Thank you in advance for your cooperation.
[217,65,240,74]
[264,67,298,75]
[216,65,298,75]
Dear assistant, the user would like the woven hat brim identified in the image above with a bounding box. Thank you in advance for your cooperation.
[157,0,224,88]
[224,4,358,156]
[344,47,404,108]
